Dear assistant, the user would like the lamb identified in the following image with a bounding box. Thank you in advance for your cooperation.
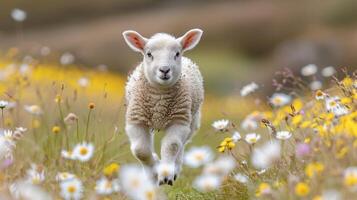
[122,29,204,185]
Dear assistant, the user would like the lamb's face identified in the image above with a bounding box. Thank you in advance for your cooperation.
[143,35,182,87]
[123,29,203,88]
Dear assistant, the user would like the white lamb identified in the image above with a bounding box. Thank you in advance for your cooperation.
[123,29,204,185]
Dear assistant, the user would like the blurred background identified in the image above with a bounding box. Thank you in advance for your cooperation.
[1,0,357,95]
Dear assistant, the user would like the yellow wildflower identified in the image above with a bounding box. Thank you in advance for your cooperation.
[342,76,353,87]
[217,137,235,153]
[255,182,271,197]
[295,182,310,197]
[292,114,303,126]
[300,121,312,129]
[103,163,120,177]
[305,162,324,178]
[336,147,349,159]
[52,126,61,134]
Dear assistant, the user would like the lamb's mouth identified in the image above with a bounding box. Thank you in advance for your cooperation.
[159,75,170,81]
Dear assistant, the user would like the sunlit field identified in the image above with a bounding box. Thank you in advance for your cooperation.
[0,48,356,200]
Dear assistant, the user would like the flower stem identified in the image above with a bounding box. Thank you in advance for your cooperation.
[1,108,4,128]
[85,109,92,141]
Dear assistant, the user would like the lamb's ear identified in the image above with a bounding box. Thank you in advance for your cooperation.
[122,30,148,53]
[177,29,203,52]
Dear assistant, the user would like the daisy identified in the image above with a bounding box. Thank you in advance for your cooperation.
[0,100,9,109]
[184,146,214,168]
[9,181,51,200]
[234,173,249,184]
[232,131,241,142]
[193,174,222,192]
[120,164,157,200]
[344,167,357,191]
[24,105,42,115]
[240,82,259,96]
[26,164,45,185]
[269,93,291,107]
[11,8,27,22]
[56,172,76,182]
[241,117,258,130]
[78,77,89,88]
[315,90,326,100]
[212,119,229,131]
[72,142,94,162]
[276,131,292,140]
[309,80,322,91]
[301,64,317,76]
[60,178,83,200]
[245,133,261,144]
[203,156,236,176]
[95,176,120,195]
[61,150,76,160]
[321,66,336,77]
[251,140,281,169]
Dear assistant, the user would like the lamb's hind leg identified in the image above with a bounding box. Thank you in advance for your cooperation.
[125,123,158,179]
[159,124,190,185]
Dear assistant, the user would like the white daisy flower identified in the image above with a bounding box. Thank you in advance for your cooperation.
[212,119,229,131]
[344,167,357,191]
[120,164,157,200]
[9,181,51,200]
[193,174,221,192]
[234,173,249,184]
[95,176,120,195]
[61,150,76,160]
[241,117,258,130]
[240,82,259,96]
[245,133,261,144]
[56,172,76,182]
[16,127,27,133]
[11,8,27,22]
[315,90,326,100]
[269,93,291,107]
[203,156,236,176]
[26,164,45,185]
[60,52,75,65]
[309,80,322,91]
[232,131,242,142]
[40,46,51,56]
[0,136,13,160]
[59,177,83,200]
[78,77,89,88]
[24,105,42,115]
[276,131,292,140]
[251,140,281,169]
[301,64,317,76]
[72,142,94,162]
[321,66,336,77]
[64,113,78,125]
[184,146,214,168]
[0,100,9,109]
[332,105,349,117]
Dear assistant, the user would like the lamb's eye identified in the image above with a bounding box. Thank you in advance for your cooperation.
[175,52,180,57]
[147,52,153,59]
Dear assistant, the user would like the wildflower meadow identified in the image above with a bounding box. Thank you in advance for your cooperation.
[1,3,357,200]
[1,46,356,199]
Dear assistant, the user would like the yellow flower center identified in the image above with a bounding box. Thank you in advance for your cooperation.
[67,186,76,193]
[194,153,204,161]
[80,147,88,155]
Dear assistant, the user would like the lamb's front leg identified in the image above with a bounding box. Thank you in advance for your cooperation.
[125,123,158,179]
[158,124,190,185]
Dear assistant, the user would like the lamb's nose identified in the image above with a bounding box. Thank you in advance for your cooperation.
[159,68,170,74]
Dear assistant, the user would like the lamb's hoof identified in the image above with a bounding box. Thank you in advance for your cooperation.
[156,162,176,186]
